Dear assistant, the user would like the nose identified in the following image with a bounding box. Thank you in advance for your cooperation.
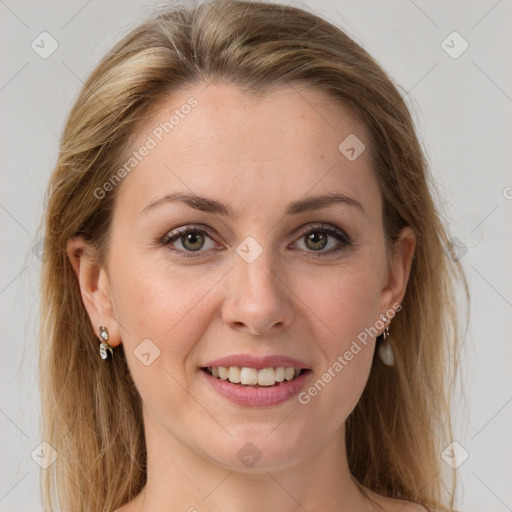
[222,250,294,336]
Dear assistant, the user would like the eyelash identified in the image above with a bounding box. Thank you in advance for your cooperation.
[160,224,351,259]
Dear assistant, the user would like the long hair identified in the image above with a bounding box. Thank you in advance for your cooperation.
[39,1,469,510]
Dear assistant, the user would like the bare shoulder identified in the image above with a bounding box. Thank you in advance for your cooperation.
[376,496,429,511]
[112,502,136,512]
[395,502,430,512]
[111,491,144,512]
[382,498,429,511]
[363,486,430,512]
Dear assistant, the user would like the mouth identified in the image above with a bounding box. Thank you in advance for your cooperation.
[200,366,311,388]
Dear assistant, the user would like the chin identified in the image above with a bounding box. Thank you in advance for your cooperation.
[199,425,308,472]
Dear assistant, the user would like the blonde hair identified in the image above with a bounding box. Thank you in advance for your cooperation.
[39,1,469,510]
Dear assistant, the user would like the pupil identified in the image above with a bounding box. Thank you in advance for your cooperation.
[183,232,204,251]
[307,232,327,250]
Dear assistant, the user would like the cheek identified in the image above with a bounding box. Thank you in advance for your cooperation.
[302,256,384,347]
[108,257,217,425]
[109,237,384,419]
[107,253,228,405]
[109,250,214,343]
[294,259,382,420]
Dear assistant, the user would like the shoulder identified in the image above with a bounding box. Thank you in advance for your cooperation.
[383,499,429,511]
[362,487,430,512]
[112,505,132,512]
[398,503,430,512]
[376,498,430,511]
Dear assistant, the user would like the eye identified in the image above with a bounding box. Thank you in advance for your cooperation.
[292,224,351,258]
[161,223,351,259]
[161,225,219,258]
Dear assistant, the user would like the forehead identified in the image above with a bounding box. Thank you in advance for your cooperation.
[114,81,380,223]
[137,81,369,156]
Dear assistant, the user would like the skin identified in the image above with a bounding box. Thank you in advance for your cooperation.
[67,82,423,512]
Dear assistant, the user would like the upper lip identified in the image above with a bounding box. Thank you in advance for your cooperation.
[202,354,311,370]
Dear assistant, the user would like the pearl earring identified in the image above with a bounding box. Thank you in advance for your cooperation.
[98,325,114,360]
[377,316,394,366]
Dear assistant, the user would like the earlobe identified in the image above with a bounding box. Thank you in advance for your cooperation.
[66,237,122,348]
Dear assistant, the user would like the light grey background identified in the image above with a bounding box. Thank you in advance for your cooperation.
[1,0,511,510]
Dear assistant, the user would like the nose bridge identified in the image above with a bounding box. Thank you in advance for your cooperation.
[234,236,283,301]
[223,236,293,334]
[243,246,276,285]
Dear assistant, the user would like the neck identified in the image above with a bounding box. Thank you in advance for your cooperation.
[135,405,372,512]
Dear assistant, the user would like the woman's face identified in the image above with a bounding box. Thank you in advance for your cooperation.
[85,82,414,472]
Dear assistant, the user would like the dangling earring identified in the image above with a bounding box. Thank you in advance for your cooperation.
[98,325,114,360]
[377,315,394,366]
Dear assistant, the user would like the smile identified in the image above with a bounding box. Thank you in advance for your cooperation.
[203,366,305,386]
[200,366,312,407]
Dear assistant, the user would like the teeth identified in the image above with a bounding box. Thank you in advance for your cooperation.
[257,368,275,386]
[228,366,241,383]
[284,367,295,381]
[207,366,304,386]
[240,367,258,385]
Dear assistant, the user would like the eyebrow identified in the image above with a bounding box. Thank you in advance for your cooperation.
[141,191,366,217]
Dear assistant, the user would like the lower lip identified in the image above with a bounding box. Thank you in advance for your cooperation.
[200,369,311,407]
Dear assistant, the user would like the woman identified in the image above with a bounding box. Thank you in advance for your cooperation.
[39,1,469,511]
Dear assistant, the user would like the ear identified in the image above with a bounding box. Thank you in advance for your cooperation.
[377,226,416,322]
[66,236,122,347]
